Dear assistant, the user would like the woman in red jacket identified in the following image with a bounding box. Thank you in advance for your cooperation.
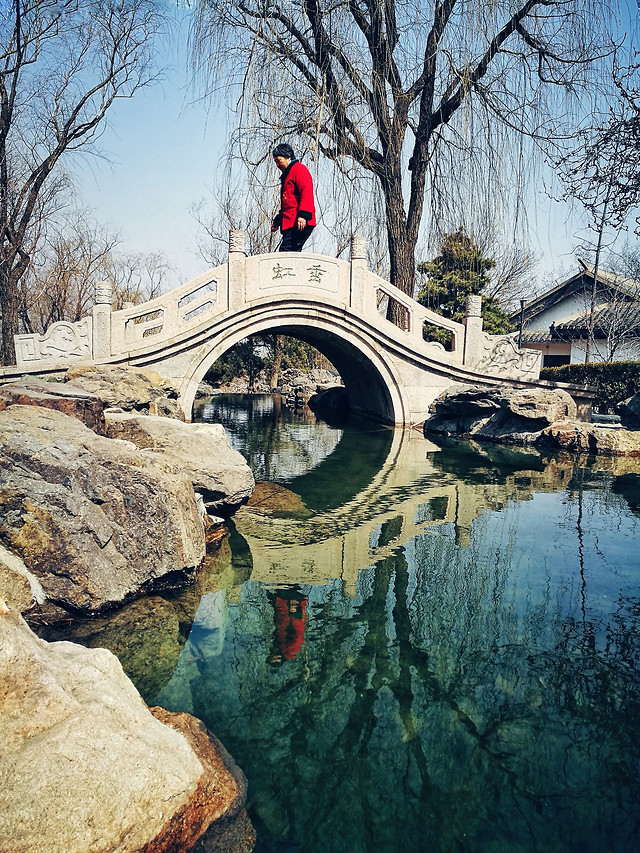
[271,143,316,252]
[267,586,308,665]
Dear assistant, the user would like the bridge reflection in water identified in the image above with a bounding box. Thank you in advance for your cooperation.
[226,415,589,599]
[234,427,465,597]
[41,400,640,852]
[154,414,640,853]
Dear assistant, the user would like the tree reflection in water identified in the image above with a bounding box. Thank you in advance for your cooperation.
[45,395,640,852]
[158,398,640,853]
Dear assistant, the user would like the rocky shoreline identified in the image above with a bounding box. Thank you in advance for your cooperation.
[0,369,255,621]
[214,367,342,409]
[420,384,640,457]
[2,366,639,853]
[0,367,257,853]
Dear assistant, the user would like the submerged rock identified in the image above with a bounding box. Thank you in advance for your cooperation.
[104,412,255,516]
[245,482,311,519]
[0,603,254,853]
[0,406,205,615]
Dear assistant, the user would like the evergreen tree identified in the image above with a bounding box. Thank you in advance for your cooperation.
[417,229,513,348]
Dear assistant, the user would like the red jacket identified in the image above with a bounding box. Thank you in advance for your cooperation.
[275,160,316,231]
[274,596,307,660]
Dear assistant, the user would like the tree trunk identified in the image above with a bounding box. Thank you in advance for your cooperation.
[0,266,18,366]
[382,171,416,327]
[585,240,603,365]
[269,334,284,389]
[388,225,417,300]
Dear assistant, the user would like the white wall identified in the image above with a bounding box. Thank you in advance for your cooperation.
[527,293,605,332]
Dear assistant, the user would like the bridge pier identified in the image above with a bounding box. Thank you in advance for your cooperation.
[349,236,368,315]
[92,281,113,361]
[463,295,484,369]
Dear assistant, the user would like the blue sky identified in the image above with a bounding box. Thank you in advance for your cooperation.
[72,11,225,286]
[70,5,636,292]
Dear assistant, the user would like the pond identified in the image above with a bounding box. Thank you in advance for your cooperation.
[43,394,640,853]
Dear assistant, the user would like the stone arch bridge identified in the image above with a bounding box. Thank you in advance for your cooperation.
[7,233,545,425]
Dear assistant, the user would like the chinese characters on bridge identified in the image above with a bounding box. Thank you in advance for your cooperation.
[272,263,327,283]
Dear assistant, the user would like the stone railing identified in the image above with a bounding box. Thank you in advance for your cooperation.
[461,294,542,378]
[12,233,538,384]
[361,271,466,365]
[109,267,225,355]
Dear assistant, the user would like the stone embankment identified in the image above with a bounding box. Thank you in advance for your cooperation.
[0,366,256,853]
[424,384,640,456]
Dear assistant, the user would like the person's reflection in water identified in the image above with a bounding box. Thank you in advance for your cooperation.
[267,586,308,666]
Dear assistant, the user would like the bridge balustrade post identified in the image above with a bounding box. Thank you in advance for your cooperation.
[463,294,483,367]
[350,236,368,313]
[92,280,112,361]
[228,229,246,312]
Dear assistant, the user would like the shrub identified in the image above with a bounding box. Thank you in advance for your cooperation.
[540,362,640,413]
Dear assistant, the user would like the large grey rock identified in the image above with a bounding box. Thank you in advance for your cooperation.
[0,406,205,615]
[278,367,339,392]
[196,380,219,398]
[64,364,184,419]
[617,393,640,429]
[0,604,253,853]
[104,412,255,515]
[278,368,342,406]
[424,384,577,443]
[309,386,349,421]
[537,421,640,456]
[0,378,106,433]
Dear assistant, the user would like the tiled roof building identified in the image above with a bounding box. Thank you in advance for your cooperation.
[512,260,640,366]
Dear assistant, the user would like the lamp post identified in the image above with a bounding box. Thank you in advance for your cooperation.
[518,299,526,348]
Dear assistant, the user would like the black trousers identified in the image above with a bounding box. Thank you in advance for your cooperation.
[279,225,314,252]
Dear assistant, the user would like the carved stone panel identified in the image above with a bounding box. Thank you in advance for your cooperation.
[14,318,92,366]
[477,334,542,379]
[257,257,340,294]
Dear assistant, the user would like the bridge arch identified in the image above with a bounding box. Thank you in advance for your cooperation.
[6,233,547,425]
[179,302,405,424]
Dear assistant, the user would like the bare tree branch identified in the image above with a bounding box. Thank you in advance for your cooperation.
[0,0,164,364]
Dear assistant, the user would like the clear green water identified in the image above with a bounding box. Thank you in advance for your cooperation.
[49,395,640,852]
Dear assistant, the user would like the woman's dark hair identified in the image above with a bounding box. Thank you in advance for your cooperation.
[272,143,295,159]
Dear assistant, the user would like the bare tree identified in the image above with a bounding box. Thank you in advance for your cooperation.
[21,211,119,333]
[0,0,164,365]
[467,223,538,311]
[108,251,174,309]
[192,165,276,265]
[599,246,640,361]
[612,244,640,284]
[190,0,620,302]
[550,56,640,361]
[554,131,624,361]
[19,207,173,331]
